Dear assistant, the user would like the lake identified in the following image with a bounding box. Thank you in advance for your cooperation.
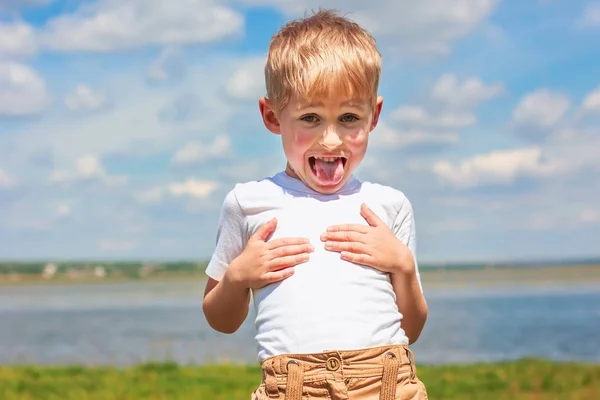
[1,279,599,366]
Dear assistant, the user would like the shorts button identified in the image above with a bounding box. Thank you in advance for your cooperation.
[326,357,340,371]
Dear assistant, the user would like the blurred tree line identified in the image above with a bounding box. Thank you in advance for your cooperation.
[0,261,209,277]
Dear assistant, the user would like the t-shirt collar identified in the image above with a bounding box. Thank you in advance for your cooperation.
[270,170,361,195]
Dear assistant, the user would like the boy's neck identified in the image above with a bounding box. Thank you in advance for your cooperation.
[284,163,295,178]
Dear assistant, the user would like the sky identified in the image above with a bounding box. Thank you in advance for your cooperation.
[1,0,599,263]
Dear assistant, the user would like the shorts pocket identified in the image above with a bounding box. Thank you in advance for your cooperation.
[346,370,419,399]
[414,379,428,400]
[302,379,331,399]
[250,381,332,400]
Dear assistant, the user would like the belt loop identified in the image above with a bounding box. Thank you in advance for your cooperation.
[379,351,399,400]
[285,360,304,400]
[264,359,279,398]
[405,347,417,383]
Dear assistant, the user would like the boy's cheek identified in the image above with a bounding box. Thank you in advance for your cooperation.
[292,131,317,146]
[284,134,315,157]
[347,134,369,151]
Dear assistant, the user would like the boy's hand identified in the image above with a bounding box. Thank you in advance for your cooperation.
[320,203,414,276]
[225,218,313,290]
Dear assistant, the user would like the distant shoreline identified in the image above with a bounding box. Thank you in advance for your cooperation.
[1,263,600,287]
[2,257,600,267]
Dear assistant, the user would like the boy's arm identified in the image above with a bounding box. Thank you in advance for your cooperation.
[390,267,428,344]
[203,275,250,334]
[392,198,428,344]
[201,189,249,334]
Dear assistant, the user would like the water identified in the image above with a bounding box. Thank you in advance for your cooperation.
[0,280,599,366]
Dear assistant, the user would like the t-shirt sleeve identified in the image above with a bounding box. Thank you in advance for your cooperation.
[205,188,248,281]
[392,196,423,293]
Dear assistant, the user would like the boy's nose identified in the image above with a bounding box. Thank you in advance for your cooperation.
[319,128,342,149]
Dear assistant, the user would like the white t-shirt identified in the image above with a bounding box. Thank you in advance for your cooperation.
[205,171,422,362]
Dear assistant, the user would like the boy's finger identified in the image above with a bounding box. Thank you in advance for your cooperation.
[250,218,277,242]
[320,231,364,242]
[324,240,368,255]
[267,236,311,249]
[262,268,295,285]
[326,223,369,233]
[360,203,382,227]
[267,254,310,270]
[270,243,314,259]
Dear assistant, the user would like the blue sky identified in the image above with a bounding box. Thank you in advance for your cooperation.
[1,0,599,263]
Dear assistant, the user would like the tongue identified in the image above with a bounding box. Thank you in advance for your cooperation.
[314,158,344,184]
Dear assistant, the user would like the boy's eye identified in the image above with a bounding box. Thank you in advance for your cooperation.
[300,115,319,123]
[340,114,359,122]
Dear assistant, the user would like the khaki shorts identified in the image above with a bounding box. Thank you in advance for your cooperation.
[251,344,428,400]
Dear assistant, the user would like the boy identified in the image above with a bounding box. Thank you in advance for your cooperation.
[202,9,429,400]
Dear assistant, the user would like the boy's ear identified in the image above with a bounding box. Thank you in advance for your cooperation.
[370,96,384,131]
[259,97,281,135]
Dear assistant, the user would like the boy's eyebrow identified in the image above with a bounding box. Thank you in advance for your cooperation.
[296,99,368,110]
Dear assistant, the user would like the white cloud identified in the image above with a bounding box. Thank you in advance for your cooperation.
[0,21,37,58]
[56,203,71,216]
[49,155,127,186]
[390,105,476,129]
[38,0,244,52]
[431,73,504,110]
[217,160,267,182]
[0,168,16,188]
[371,123,459,149]
[0,56,250,173]
[545,126,600,173]
[432,147,564,188]
[579,86,600,115]
[65,84,108,112]
[170,179,218,199]
[507,193,600,231]
[225,56,265,100]
[135,187,166,204]
[379,74,502,149]
[147,46,186,82]
[172,136,231,166]
[581,2,600,27]
[137,178,218,203]
[4,89,173,165]
[512,89,571,135]
[236,0,499,56]
[0,61,49,116]
[580,209,600,223]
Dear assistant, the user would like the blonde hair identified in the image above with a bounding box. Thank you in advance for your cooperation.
[265,9,382,113]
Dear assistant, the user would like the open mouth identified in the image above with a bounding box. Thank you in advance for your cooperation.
[308,156,347,169]
[309,156,347,185]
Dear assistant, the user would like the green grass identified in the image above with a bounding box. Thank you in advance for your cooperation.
[0,359,599,399]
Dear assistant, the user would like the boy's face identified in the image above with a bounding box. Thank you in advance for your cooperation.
[259,94,383,194]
